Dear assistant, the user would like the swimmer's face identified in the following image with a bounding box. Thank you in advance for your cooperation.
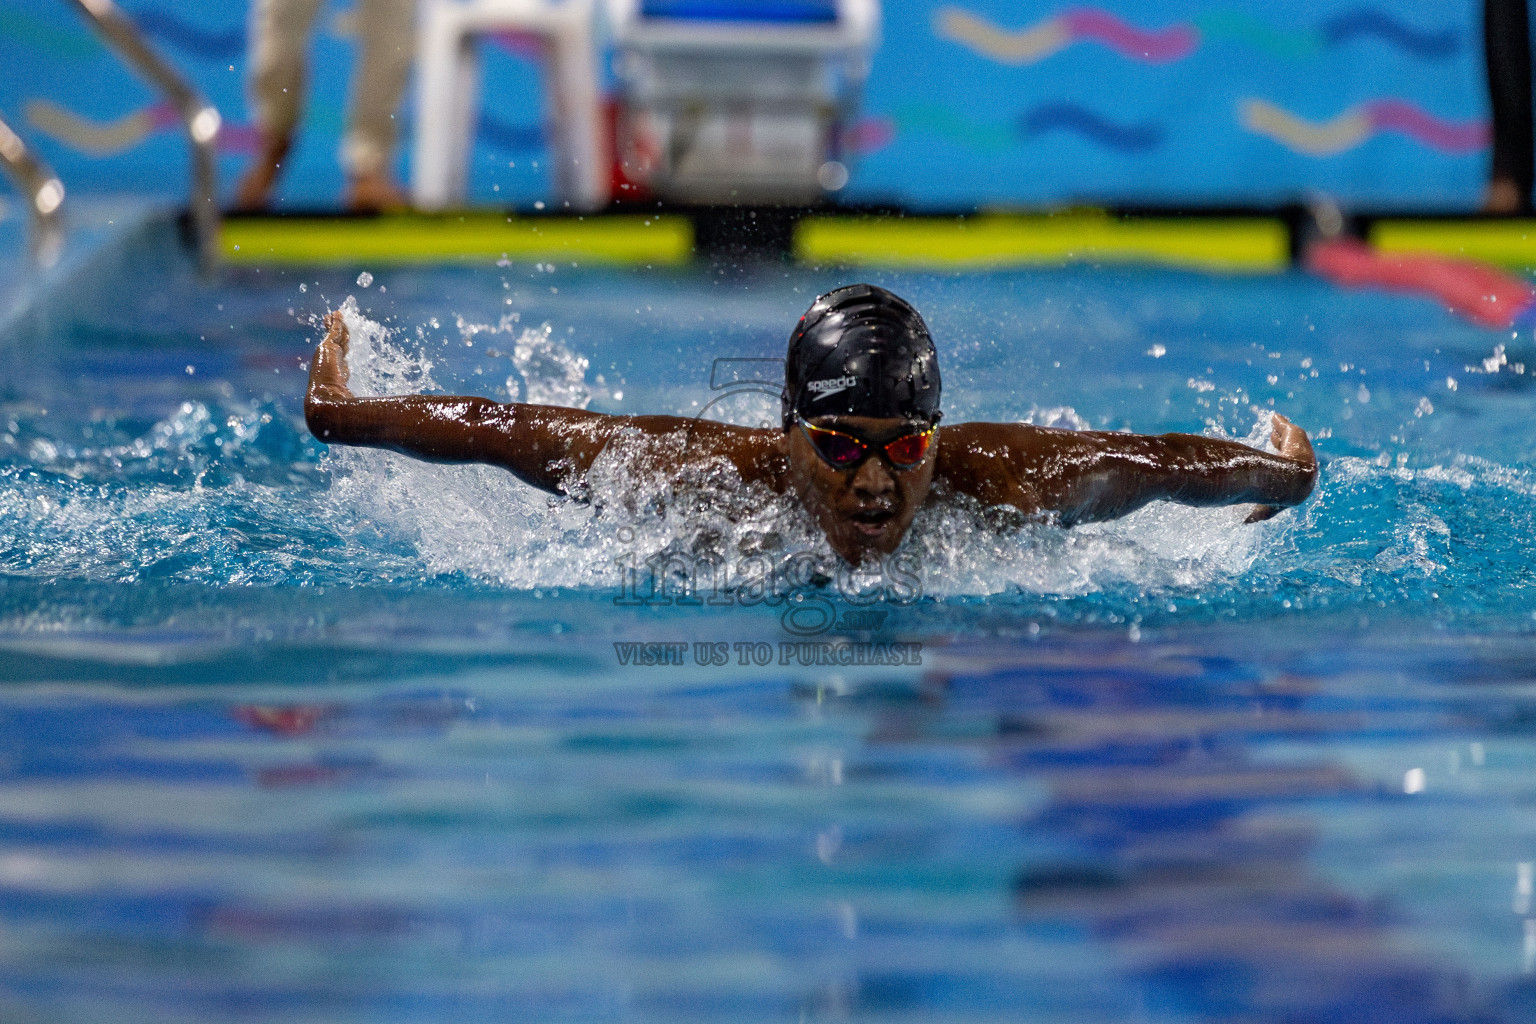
[787,414,938,564]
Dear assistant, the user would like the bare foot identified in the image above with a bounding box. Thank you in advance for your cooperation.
[1485,176,1524,215]
[232,133,292,212]
[345,171,407,214]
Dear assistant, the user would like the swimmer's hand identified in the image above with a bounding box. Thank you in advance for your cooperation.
[322,310,349,356]
[307,310,354,405]
[1244,414,1317,523]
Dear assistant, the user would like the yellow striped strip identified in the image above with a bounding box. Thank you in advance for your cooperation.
[1371,219,1536,271]
[221,213,694,266]
[796,213,1289,273]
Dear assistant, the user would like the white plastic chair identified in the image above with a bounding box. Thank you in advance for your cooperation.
[411,0,609,211]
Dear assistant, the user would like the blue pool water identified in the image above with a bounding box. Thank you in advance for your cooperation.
[2,214,1536,1022]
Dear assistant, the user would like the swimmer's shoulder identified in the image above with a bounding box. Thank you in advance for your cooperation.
[936,420,1076,468]
[936,421,1055,511]
[637,416,785,487]
[933,417,1093,509]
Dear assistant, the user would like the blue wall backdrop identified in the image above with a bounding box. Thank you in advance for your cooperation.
[0,0,1492,211]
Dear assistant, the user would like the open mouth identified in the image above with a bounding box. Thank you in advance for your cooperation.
[849,507,896,536]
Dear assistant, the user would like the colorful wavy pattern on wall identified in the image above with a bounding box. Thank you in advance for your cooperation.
[1241,99,1488,155]
[887,103,1162,154]
[130,9,245,59]
[0,7,246,61]
[1018,102,1162,151]
[25,97,544,159]
[25,99,257,155]
[862,98,1483,159]
[13,5,1464,67]
[7,8,548,63]
[935,6,1459,65]
[0,7,102,59]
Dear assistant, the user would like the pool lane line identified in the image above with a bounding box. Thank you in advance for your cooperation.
[220,212,694,266]
[794,213,1290,273]
[1307,235,1535,329]
[1370,219,1536,272]
[224,210,1536,277]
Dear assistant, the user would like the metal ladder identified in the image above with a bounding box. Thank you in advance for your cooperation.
[66,0,224,270]
[0,110,65,268]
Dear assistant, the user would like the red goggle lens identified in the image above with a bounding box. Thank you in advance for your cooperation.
[882,431,932,468]
[808,428,867,467]
[801,421,933,470]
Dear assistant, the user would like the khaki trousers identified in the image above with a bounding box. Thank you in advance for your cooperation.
[248,0,415,177]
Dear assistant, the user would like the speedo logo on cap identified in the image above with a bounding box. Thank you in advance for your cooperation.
[806,375,858,397]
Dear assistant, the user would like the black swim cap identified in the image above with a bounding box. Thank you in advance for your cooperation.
[781,284,942,431]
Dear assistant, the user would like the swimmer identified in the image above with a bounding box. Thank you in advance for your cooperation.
[305,285,1318,564]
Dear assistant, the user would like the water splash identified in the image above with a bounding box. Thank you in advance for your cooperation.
[311,308,1291,597]
[449,308,598,408]
[2,298,1529,623]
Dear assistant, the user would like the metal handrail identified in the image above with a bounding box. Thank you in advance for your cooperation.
[66,0,221,270]
[0,110,65,268]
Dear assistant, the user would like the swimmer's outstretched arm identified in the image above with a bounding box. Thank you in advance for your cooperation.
[304,312,779,493]
[943,416,1317,526]
[304,312,608,491]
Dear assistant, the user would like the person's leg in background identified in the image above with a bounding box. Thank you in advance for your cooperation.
[342,0,416,212]
[237,0,327,210]
[1484,0,1534,213]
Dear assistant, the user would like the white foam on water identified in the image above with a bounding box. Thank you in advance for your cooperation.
[16,304,1524,602]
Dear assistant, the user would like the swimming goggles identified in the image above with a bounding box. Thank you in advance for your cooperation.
[797,416,936,470]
